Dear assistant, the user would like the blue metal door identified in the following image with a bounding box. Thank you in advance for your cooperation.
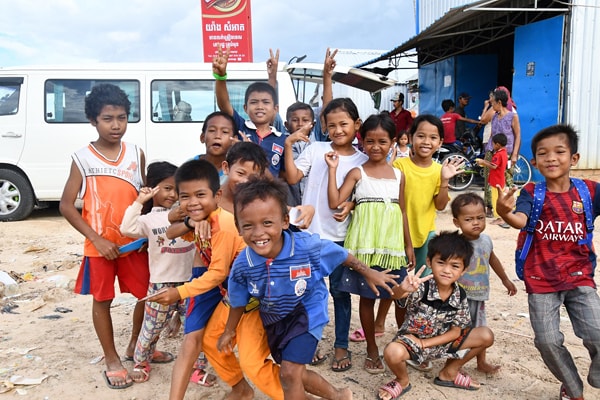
[512,15,565,180]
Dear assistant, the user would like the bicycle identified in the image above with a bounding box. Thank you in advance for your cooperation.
[435,128,532,191]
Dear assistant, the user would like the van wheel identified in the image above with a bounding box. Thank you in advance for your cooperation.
[0,169,35,221]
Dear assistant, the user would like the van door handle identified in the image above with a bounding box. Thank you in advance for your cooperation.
[1,132,22,138]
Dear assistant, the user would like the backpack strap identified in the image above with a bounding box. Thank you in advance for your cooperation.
[518,182,547,264]
[571,178,594,246]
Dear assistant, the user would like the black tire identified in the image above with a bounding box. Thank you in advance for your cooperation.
[0,169,35,221]
[441,153,474,191]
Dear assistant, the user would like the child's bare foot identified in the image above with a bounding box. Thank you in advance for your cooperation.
[334,387,353,400]
[224,380,254,400]
[477,362,501,374]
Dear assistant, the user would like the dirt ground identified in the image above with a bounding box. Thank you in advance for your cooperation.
[1,189,599,400]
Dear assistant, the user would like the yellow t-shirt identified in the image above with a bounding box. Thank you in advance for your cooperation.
[392,157,442,248]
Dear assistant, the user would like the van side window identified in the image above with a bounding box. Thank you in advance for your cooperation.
[151,79,265,122]
[44,80,141,123]
[0,78,23,116]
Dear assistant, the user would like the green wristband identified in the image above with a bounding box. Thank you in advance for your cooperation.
[213,72,227,81]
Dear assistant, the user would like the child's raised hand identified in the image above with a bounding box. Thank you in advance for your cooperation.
[231,130,252,144]
[287,123,313,145]
[194,219,212,242]
[495,185,518,216]
[213,45,230,76]
[441,156,466,180]
[136,186,159,204]
[267,48,279,77]
[324,151,339,168]
[323,47,338,76]
[393,266,432,298]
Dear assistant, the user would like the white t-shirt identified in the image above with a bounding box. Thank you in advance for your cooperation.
[295,142,368,242]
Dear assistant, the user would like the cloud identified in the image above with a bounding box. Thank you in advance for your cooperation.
[0,0,415,66]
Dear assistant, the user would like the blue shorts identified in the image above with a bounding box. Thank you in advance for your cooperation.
[281,332,318,365]
[183,266,223,334]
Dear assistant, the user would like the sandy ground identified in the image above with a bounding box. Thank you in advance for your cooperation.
[1,189,599,400]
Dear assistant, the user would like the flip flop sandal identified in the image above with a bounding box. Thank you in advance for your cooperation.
[364,355,386,375]
[376,381,412,400]
[331,350,352,372]
[125,350,175,363]
[103,369,133,389]
[309,351,329,366]
[189,369,217,387]
[433,371,480,391]
[131,362,151,383]
[349,328,366,342]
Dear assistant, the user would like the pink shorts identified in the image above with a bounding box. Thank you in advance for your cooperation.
[74,251,150,301]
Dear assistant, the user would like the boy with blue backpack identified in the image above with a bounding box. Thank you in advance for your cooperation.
[496,124,600,400]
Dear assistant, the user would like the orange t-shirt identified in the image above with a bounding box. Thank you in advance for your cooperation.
[177,208,246,299]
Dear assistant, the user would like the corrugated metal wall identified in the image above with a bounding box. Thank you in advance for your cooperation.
[417,0,475,32]
[565,0,600,170]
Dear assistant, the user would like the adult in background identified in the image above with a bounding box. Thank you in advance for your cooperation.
[455,92,471,139]
[390,92,413,136]
[481,89,521,216]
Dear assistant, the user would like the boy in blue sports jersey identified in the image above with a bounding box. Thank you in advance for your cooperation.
[216,177,426,400]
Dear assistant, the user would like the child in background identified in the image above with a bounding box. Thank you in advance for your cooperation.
[440,99,479,146]
[379,231,495,399]
[497,124,600,400]
[120,161,196,383]
[392,114,463,372]
[217,177,401,400]
[149,159,245,400]
[395,130,411,160]
[325,113,414,374]
[59,83,149,389]
[213,46,286,178]
[193,111,238,185]
[451,192,517,374]
[284,97,368,371]
[476,133,508,227]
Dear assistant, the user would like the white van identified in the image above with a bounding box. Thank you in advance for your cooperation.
[0,62,394,221]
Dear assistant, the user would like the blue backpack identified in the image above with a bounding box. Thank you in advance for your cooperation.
[515,178,595,280]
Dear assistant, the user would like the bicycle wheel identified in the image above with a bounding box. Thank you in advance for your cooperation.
[512,154,532,188]
[442,153,474,191]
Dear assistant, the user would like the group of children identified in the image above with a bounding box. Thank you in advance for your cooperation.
[59,46,600,400]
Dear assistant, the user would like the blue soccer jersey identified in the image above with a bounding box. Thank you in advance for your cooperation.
[228,230,348,339]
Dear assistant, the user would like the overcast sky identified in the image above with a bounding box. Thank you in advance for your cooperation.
[0,0,416,67]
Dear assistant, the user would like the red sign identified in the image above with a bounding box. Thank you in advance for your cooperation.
[201,0,253,63]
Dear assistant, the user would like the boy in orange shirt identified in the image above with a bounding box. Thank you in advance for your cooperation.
[150,159,245,400]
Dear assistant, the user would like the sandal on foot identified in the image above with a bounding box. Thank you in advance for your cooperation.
[309,350,329,366]
[124,350,174,363]
[406,359,433,372]
[331,350,352,372]
[434,371,479,391]
[190,369,217,387]
[103,369,133,389]
[131,362,151,383]
[364,355,386,375]
[349,328,366,342]
[377,380,412,400]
